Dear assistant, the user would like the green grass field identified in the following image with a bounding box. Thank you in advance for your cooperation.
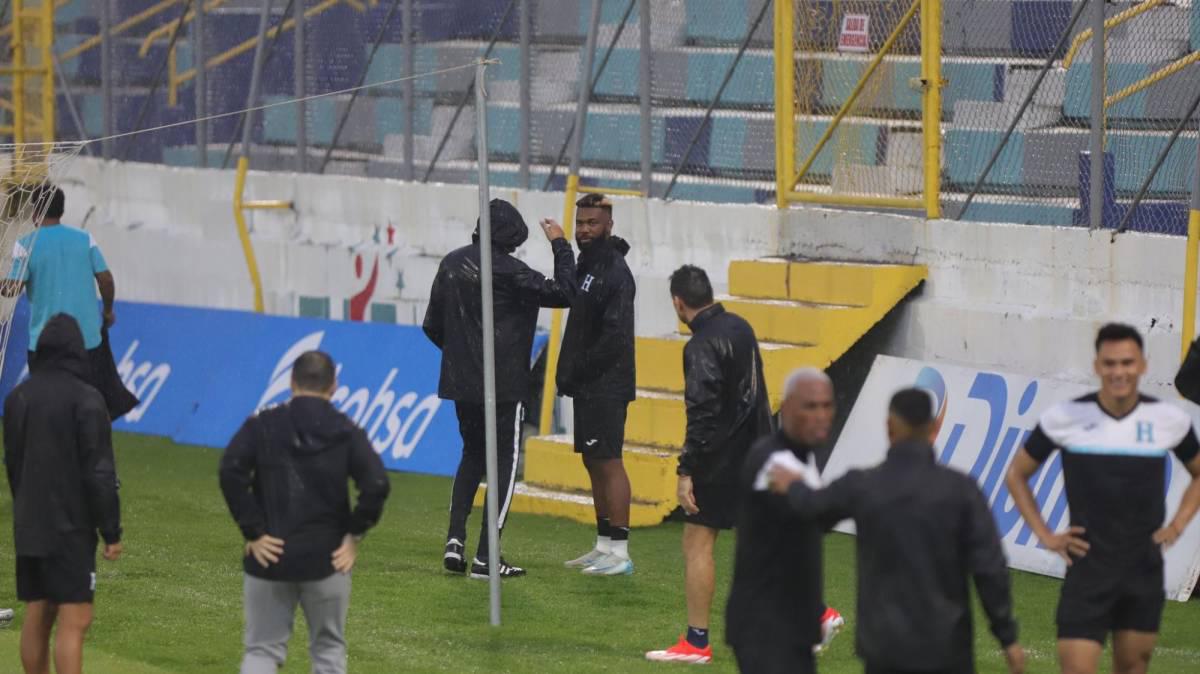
[1,434,1199,673]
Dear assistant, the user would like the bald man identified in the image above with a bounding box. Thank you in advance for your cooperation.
[725,369,844,673]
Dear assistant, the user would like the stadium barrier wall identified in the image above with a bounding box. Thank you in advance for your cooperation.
[61,158,1190,392]
[0,299,544,477]
[825,354,1200,602]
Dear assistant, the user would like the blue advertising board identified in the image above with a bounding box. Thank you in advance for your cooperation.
[0,300,548,478]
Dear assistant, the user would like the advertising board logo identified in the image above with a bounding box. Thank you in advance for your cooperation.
[257,331,442,461]
[116,340,172,424]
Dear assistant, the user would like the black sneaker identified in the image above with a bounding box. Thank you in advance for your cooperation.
[443,539,466,574]
[469,557,526,579]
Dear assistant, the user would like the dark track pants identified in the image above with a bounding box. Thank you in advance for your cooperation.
[446,401,522,561]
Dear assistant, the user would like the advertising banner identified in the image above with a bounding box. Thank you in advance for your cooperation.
[825,355,1200,601]
[1,300,548,478]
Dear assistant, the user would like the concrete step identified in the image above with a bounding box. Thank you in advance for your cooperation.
[626,389,686,450]
[728,258,927,307]
[474,482,676,527]
[524,435,677,504]
[636,334,828,407]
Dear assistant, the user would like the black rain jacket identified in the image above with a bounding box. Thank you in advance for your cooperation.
[677,304,773,483]
[556,236,636,401]
[4,313,122,556]
[785,440,1018,672]
[423,199,574,403]
[220,396,391,582]
[726,431,829,650]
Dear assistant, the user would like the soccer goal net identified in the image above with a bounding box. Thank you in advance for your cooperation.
[0,142,86,379]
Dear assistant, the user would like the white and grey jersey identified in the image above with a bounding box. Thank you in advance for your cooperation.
[1025,393,1199,564]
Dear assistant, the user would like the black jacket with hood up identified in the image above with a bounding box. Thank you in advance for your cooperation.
[423,199,575,404]
[556,236,636,401]
[677,304,773,483]
[220,396,391,582]
[4,313,122,556]
[785,440,1018,672]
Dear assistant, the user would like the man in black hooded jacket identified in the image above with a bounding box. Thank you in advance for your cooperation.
[549,193,638,576]
[220,350,390,674]
[424,198,575,579]
[4,313,122,674]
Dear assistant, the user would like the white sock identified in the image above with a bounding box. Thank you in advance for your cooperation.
[610,539,629,559]
[596,535,612,555]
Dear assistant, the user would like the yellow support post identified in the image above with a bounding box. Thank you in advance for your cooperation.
[233,157,267,313]
[774,0,795,209]
[920,0,941,218]
[792,0,920,190]
[538,173,580,435]
[12,0,25,144]
[1184,210,1199,361]
[40,0,54,142]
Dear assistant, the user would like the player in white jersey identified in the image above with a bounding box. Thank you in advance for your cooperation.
[1005,323,1200,674]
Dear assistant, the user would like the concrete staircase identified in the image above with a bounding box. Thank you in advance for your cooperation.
[482,258,928,526]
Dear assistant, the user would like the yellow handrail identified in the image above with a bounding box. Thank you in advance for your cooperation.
[56,0,187,62]
[166,0,366,103]
[1062,0,1164,70]
[137,0,229,57]
[791,0,920,189]
[232,157,294,314]
[1105,50,1200,109]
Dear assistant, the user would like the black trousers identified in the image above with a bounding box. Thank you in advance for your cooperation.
[732,642,815,674]
[447,401,522,561]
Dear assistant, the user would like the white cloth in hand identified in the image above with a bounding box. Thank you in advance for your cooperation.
[753,450,822,492]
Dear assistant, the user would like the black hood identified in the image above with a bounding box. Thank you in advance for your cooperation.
[287,396,356,455]
[580,234,631,259]
[31,313,90,380]
[472,198,529,254]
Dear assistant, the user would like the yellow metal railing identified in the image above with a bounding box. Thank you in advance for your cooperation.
[1062,0,1164,69]
[1106,51,1200,110]
[774,0,942,217]
[155,0,371,108]
[3,0,56,143]
[232,158,293,313]
[537,175,646,435]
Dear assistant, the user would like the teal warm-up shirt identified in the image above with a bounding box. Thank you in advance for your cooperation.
[8,225,109,350]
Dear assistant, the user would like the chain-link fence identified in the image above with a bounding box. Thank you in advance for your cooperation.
[12,0,1200,225]
[944,0,1200,234]
[32,0,782,205]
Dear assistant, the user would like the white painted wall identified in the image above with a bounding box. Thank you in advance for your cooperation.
[61,158,1191,390]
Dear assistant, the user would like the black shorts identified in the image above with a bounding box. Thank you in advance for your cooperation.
[16,534,98,604]
[684,480,739,530]
[1057,556,1166,643]
[573,398,628,460]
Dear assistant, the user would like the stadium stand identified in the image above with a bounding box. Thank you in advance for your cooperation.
[42,0,1200,230]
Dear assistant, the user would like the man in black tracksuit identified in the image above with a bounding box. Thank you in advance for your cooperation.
[220,350,390,674]
[552,193,638,576]
[423,198,575,579]
[4,313,122,674]
[646,265,773,664]
[770,388,1025,674]
[727,369,840,673]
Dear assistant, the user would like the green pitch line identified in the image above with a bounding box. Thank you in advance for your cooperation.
[0,434,1198,673]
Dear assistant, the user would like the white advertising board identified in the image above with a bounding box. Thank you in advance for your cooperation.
[824,356,1200,601]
